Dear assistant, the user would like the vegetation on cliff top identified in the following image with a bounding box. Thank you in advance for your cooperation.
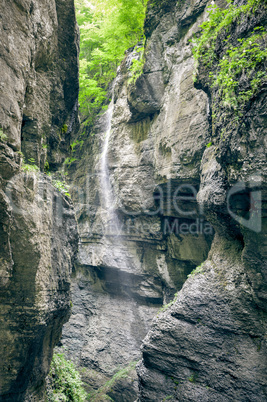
[75,0,147,124]
[192,0,267,112]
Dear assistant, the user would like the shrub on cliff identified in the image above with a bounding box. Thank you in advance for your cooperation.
[192,0,267,112]
[46,353,87,401]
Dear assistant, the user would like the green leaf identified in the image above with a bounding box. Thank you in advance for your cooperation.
[0,128,7,142]
[75,0,148,118]
[47,353,87,401]
[191,0,267,111]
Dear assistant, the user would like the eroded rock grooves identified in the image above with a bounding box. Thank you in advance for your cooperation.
[135,0,267,401]
[0,0,79,400]
[63,0,266,400]
[0,0,266,400]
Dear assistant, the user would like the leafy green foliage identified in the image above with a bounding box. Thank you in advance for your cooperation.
[188,372,198,383]
[52,179,71,197]
[128,45,145,84]
[0,128,7,142]
[192,0,267,111]
[70,139,84,151]
[44,161,50,171]
[212,28,267,109]
[22,157,39,172]
[76,0,147,122]
[88,361,138,401]
[64,157,77,166]
[47,353,87,401]
[187,263,204,279]
[61,124,68,134]
[157,292,178,314]
[21,164,39,172]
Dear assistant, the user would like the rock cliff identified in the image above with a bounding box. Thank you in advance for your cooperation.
[62,0,213,397]
[0,0,79,400]
[62,0,266,400]
[136,0,267,401]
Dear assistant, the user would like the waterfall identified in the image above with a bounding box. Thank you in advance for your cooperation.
[98,91,134,279]
[99,92,121,237]
[100,98,114,212]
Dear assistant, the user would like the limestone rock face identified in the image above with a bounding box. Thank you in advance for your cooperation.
[135,0,267,401]
[138,236,267,401]
[62,0,213,397]
[0,0,79,400]
[0,0,79,169]
[0,173,78,401]
[63,0,266,400]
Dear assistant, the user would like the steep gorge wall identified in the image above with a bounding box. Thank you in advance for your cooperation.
[63,0,214,397]
[64,0,266,400]
[136,0,267,401]
[0,0,79,400]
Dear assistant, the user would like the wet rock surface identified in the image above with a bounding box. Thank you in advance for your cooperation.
[62,0,213,397]
[0,0,79,400]
[0,174,78,401]
[63,0,266,400]
[138,236,267,401]
[135,0,267,401]
[0,0,79,169]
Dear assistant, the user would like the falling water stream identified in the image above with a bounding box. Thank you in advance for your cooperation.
[100,97,115,216]
[97,87,140,301]
[99,93,121,237]
[98,90,134,276]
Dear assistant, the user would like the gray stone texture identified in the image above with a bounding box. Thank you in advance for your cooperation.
[136,0,267,401]
[63,0,266,400]
[0,0,79,400]
[62,0,213,397]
